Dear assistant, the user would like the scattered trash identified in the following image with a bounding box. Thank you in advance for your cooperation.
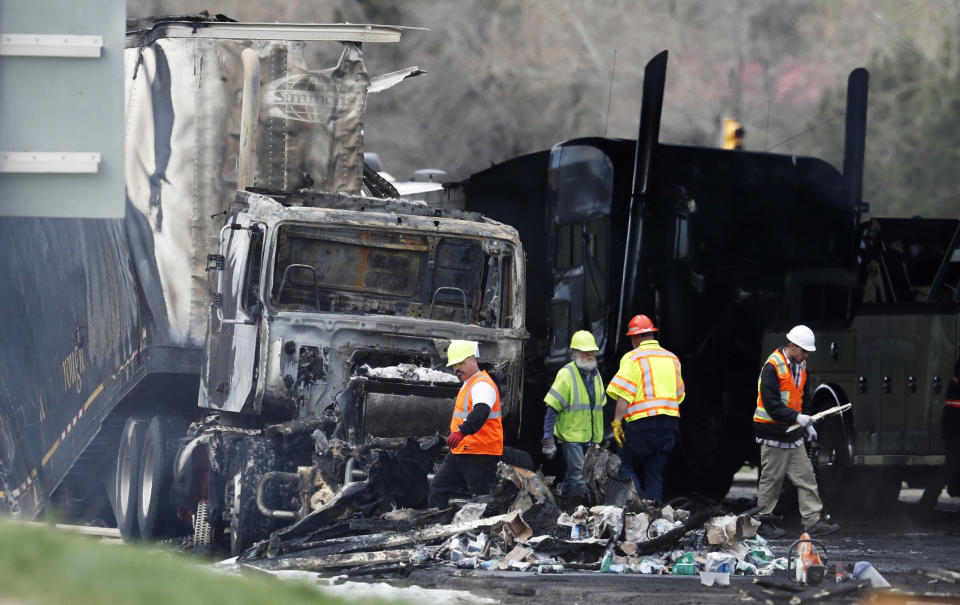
[673,552,698,575]
[623,513,650,542]
[236,438,851,588]
[705,552,735,573]
[700,570,731,586]
[835,563,848,583]
[853,561,890,588]
[453,502,488,524]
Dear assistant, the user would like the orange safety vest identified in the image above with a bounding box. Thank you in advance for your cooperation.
[754,349,806,424]
[450,370,503,455]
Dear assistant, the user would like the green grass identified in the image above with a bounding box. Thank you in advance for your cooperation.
[0,520,394,605]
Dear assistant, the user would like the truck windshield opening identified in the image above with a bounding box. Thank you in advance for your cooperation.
[269,224,513,326]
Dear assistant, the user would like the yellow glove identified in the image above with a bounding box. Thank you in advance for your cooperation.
[612,420,625,447]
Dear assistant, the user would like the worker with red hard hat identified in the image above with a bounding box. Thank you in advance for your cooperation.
[605,314,684,502]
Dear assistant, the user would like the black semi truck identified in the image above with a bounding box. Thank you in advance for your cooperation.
[455,51,960,506]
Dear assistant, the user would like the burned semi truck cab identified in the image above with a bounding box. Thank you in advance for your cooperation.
[201,189,525,437]
[190,189,525,553]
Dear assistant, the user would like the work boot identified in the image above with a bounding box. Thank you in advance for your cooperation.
[756,516,786,539]
[806,517,840,537]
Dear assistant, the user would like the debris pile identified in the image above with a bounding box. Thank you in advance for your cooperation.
[238,450,801,581]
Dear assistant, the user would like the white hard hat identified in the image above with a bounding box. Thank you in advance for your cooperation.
[786,325,816,352]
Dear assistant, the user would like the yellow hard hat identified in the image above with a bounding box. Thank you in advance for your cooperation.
[569,330,599,352]
[446,340,478,366]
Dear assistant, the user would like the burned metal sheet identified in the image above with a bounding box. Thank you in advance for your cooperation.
[123,26,375,345]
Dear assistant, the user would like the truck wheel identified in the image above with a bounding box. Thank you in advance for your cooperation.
[137,415,188,539]
[230,436,278,555]
[810,387,853,509]
[115,416,147,541]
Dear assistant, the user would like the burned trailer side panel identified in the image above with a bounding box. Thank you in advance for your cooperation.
[0,216,191,518]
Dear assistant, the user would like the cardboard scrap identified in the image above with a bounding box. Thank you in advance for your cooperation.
[497,511,533,546]
[493,543,534,570]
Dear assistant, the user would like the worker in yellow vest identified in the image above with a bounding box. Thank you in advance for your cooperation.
[754,325,838,537]
[606,315,683,502]
[542,330,607,501]
[427,340,504,508]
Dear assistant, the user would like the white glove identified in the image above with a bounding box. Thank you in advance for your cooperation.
[796,413,813,427]
[805,424,818,441]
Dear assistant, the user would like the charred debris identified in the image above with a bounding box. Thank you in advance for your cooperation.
[226,434,791,582]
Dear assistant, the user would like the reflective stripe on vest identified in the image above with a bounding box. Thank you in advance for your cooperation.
[754,349,805,424]
[544,362,606,443]
[546,365,598,412]
[621,345,683,422]
[450,370,503,455]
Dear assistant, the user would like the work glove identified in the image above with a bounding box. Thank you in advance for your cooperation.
[612,420,625,447]
[804,424,818,442]
[796,413,813,427]
[541,437,557,460]
[446,431,465,449]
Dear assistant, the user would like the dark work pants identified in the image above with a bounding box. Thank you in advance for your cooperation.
[427,453,499,508]
[616,421,676,502]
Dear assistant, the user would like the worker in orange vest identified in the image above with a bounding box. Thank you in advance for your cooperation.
[427,340,504,508]
[754,325,839,538]
[606,315,684,502]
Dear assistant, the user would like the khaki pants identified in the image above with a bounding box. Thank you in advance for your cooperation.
[757,443,824,529]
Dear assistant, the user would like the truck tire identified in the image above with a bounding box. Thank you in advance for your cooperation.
[809,386,853,510]
[115,416,147,541]
[137,415,188,539]
[230,436,278,556]
[502,446,534,470]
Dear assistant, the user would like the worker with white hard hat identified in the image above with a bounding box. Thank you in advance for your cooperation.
[427,340,503,508]
[753,324,839,538]
[541,330,607,502]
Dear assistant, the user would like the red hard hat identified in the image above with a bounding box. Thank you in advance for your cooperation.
[625,314,657,336]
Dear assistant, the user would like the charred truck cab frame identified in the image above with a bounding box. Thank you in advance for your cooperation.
[201,190,525,439]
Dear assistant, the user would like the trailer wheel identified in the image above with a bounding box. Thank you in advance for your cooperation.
[137,415,188,539]
[230,436,278,556]
[115,416,147,541]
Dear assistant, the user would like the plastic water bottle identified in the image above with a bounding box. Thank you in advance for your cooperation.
[853,562,890,588]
